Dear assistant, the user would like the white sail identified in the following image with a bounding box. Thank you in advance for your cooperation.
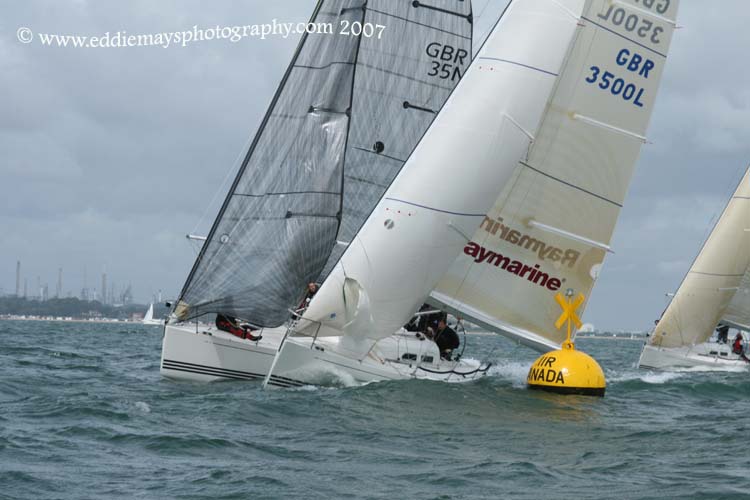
[144,303,154,322]
[723,265,750,331]
[298,0,588,343]
[431,0,680,352]
[648,168,750,349]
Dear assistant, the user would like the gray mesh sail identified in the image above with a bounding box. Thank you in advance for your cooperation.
[176,0,472,326]
[319,0,473,279]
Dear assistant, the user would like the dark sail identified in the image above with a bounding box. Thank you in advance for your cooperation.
[176,0,472,326]
[319,0,473,278]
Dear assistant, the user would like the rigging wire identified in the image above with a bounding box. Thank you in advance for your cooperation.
[189,134,256,237]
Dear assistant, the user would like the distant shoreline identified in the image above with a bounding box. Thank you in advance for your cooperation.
[0,316,159,325]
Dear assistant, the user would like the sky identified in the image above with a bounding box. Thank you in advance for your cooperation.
[1,1,749,330]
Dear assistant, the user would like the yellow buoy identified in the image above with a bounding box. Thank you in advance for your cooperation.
[527,290,606,397]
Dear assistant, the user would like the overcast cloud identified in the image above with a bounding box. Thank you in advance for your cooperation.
[1,1,749,331]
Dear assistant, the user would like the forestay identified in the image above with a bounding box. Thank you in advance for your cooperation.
[431,0,680,352]
[650,168,750,348]
[299,0,587,343]
[174,0,471,326]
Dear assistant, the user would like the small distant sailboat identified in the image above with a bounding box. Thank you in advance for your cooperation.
[142,303,164,326]
[638,167,750,370]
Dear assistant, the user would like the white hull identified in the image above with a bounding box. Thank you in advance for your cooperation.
[143,319,165,326]
[638,342,750,371]
[160,324,489,387]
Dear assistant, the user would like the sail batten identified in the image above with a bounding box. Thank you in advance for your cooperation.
[175,0,472,326]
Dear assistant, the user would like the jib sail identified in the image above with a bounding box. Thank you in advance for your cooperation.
[298,0,587,341]
[175,0,472,326]
[430,0,680,352]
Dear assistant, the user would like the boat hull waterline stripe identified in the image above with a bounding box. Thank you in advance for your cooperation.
[162,359,305,388]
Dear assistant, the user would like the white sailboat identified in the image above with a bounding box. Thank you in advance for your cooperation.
[638,167,750,370]
[162,0,482,385]
[142,303,164,326]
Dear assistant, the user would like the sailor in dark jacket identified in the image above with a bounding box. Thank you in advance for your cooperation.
[431,318,460,360]
[716,324,729,344]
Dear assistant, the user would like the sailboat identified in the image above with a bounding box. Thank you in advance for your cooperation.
[162,0,679,386]
[161,0,478,385]
[638,168,750,370]
[142,303,164,326]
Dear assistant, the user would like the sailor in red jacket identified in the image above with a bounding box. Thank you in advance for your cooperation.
[732,333,749,362]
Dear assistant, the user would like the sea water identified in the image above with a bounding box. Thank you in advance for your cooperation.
[1,320,749,499]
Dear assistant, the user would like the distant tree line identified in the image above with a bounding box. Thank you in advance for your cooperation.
[0,296,170,320]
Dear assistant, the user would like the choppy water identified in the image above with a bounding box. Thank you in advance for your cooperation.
[2,320,750,499]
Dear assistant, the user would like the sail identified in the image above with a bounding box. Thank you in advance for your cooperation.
[723,265,750,331]
[298,0,588,343]
[318,0,473,279]
[144,303,154,322]
[430,0,680,352]
[649,168,750,349]
[175,1,472,326]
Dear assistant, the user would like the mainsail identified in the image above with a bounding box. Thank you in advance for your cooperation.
[299,0,588,342]
[175,1,472,325]
[648,168,750,349]
[430,0,680,352]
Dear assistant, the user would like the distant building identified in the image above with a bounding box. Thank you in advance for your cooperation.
[56,268,62,298]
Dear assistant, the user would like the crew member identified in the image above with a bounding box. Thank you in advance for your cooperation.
[716,324,729,344]
[216,314,262,341]
[298,282,319,310]
[732,333,749,362]
[422,309,446,335]
[430,318,460,361]
[405,303,432,332]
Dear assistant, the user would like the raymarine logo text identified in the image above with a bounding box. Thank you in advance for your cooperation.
[480,216,580,268]
[464,242,562,292]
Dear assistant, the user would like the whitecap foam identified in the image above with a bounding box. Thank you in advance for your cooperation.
[488,361,531,387]
[134,401,151,413]
[640,371,684,384]
[288,364,362,388]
